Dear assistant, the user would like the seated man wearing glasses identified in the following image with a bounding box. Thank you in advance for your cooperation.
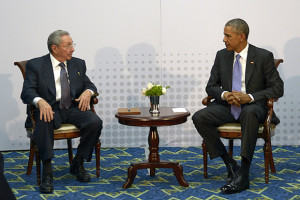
[21,30,103,193]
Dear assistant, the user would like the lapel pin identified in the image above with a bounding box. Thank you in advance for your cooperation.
[78,72,80,75]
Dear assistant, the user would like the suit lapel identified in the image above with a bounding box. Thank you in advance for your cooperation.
[225,51,234,90]
[245,44,256,86]
[43,54,56,97]
[67,59,76,98]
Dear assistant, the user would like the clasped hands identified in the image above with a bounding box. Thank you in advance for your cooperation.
[37,89,93,122]
[224,91,251,107]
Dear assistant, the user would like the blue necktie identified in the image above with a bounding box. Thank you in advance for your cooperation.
[59,63,72,109]
[231,54,242,120]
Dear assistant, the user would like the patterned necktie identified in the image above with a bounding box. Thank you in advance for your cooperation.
[59,63,72,109]
[231,54,242,120]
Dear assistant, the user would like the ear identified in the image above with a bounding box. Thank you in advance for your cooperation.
[51,44,58,54]
[240,33,246,41]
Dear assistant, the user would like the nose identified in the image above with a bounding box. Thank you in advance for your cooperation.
[223,36,227,43]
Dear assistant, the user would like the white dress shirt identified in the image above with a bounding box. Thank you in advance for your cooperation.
[50,53,67,101]
[32,54,67,106]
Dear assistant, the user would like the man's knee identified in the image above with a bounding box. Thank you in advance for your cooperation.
[34,120,55,133]
[242,105,256,114]
[192,110,206,125]
[240,105,261,119]
[87,115,103,131]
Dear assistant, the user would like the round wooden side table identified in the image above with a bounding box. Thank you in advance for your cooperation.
[115,107,190,188]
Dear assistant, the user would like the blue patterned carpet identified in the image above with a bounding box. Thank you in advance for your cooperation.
[2,146,300,200]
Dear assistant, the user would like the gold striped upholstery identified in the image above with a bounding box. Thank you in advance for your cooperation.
[27,124,80,134]
[217,123,276,136]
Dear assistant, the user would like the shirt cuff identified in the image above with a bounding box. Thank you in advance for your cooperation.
[221,91,227,100]
[33,97,42,108]
[248,94,254,103]
[88,89,94,96]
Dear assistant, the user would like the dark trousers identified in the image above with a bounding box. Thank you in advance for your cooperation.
[33,103,102,162]
[0,153,16,200]
[192,102,267,162]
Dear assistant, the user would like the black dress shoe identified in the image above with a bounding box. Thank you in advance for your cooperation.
[39,160,53,193]
[220,172,250,194]
[70,157,91,182]
[226,160,240,184]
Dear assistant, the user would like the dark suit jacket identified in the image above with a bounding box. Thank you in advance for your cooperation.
[206,44,284,123]
[0,153,16,200]
[21,54,97,107]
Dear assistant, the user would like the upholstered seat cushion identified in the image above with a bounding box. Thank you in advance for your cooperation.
[217,123,276,136]
[26,124,80,135]
[54,124,80,133]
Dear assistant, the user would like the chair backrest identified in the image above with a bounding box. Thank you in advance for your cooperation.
[274,59,283,68]
[14,60,28,79]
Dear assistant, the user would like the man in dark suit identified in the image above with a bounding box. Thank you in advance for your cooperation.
[192,18,283,193]
[21,30,103,193]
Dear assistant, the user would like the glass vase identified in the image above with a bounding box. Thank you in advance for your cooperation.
[149,96,160,114]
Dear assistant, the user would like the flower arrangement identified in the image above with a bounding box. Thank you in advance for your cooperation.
[142,83,170,96]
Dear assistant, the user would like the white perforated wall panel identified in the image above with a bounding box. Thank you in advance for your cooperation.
[1,0,300,150]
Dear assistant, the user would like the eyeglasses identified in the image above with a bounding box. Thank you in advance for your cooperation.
[62,43,76,49]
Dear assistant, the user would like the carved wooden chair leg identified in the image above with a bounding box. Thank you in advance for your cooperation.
[67,139,73,164]
[269,142,276,173]
[95,139,101,178]
[202,141,208,178]
[26,138,35,175]
[263,142,270,184]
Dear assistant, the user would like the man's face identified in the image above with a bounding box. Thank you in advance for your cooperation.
[223,26,245,53]
[51,35,74,62]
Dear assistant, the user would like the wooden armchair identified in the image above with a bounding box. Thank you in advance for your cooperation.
[202,59,283,184]
[14,60,101,185]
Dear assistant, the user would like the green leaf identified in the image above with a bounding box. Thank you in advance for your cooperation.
[144,83,170,96]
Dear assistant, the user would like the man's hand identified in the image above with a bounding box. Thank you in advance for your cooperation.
[75,90,92,111]
[224,91,252,106]
[37,99,54,122]
[225,91,241,106]
[235,92,252,104]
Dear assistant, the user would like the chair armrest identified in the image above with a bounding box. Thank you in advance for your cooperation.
[28,104,36,132]
[202,96,213,106]
[266,98,275,123]
[90,93,99,113]
[91,95,99,105]
[263,98,275,138]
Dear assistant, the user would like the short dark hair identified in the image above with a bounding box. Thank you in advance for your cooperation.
[47,30,69,52]
[225,18,249,39]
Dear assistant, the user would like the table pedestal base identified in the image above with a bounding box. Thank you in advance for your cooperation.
[122,159,189,189]
[122,126,189,189]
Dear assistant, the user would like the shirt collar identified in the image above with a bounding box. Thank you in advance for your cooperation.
[234,43,249,60]
[50,53,67,68]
